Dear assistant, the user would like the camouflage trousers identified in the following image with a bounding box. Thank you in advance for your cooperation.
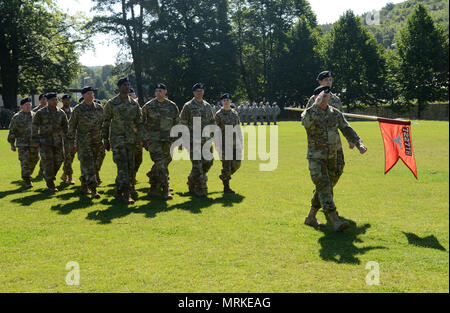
[63,139,76,175]
[220,150,241,182]
[78,142,104,190]
[17,146,39,180]
[96,145,106,177]
[309,150,345,213]
[112,143,136,191]
[148,141,172,188]
[135,144,143,176]
[40,145,64,183]
[188,143,214,188]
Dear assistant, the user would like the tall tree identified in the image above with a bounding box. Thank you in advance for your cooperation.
[320,10,387,112]
[91,0,159,105]
[396,3,449,119]
[0,0,86,110]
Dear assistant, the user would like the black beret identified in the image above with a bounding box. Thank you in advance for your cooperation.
[129,88,135,94]
[81,86,94,94]
[192,83,204,91]
[39,94,47,100]
[220,93,232,100]
[117,77,130,86]
[155,83,167,90]
[20,97,32,105]
[317,71,332,81]
[46,92,57,100]
[79,97,84,103]
[62,94,71,100]
[313,86,331,96]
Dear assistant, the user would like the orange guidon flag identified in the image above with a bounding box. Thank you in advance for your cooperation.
[378,118,418,179]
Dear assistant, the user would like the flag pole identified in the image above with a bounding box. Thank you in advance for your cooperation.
[284,107,419,124]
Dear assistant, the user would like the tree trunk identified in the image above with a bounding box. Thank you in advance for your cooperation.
[0,59,19,111]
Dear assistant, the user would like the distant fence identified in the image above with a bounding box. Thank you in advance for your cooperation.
[281,103,449,121]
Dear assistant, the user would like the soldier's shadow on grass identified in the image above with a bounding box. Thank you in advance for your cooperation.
[0,181,28,199]
[86,191,245,225]
[10,189,54,206]
[317,218,387,264]
[402,232,447,252]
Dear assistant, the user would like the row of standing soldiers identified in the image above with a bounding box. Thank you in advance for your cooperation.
[210,102,281,126]
[7,80,244,205]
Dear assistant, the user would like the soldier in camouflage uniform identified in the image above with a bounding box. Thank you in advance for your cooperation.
[33,94,48,176]
[61,94,76,185]
[180,83,215,197]
[102,78,146,205]
[215,93,242,193]
[8,98,39,188]
[129,88,143,196]
[142,83,180,200]
[264,102,272,125]
[67,87,104,199]
[272,102,281,125]
[31,93,68,193]
[93,99,106,185]
[302,86,367,232]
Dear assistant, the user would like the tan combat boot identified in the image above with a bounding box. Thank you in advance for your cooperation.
[162,186,173,200]
[90,187,100,199]
[304,208,325,228]
[24,178,33,189]
[123,190,135,205]
[80,183,91,195]
[327,210,350,232]
[47,181,58,193]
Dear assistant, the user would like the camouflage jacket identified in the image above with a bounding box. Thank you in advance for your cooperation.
[32,105,46,113]
[62,106,74,121]
[301,104,363,160]
[142,98,180,143]
[102,95,145,146]
[8,111,35,147]
[31,107,68,147]
[67,102,104,147]
[215,108,242,151]
[180,98,215,138]
[307,93,343,111]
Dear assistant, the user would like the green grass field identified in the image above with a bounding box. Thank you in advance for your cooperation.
[0,121,448,293]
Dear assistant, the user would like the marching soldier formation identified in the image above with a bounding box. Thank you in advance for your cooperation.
[7,71,366,232]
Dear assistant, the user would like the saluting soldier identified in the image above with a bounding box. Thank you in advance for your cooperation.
[8,98,39,188]
[31,92,68,193]
[302,86,367,232]
[61,94,76,185]
[215,93,243,194]
[102,78,146,205]
[180,83,215,197]
[142,83,180,200]
[67,87,104,199]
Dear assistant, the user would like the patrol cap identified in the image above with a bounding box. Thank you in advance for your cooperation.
[155,83,167,90]
[313,85,331,96]
[117,77,130,87]
[39,94,47,100]
[129,88,135,94]
[79,97,84,103]
[20,97,32,105]
[192,83,204,91]
[62,94,72,100]
[81,86,94,94]
[317,71,332,81]
[46,92,57,100]
[220,93,232,100]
